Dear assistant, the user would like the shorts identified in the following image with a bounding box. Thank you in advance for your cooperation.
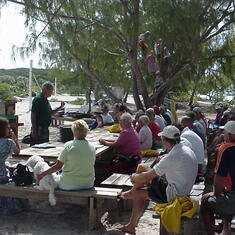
[147,177,168,203]
[58,181,93,191]
[206,191,235,217]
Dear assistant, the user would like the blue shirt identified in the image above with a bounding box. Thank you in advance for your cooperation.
[0,138,15,182]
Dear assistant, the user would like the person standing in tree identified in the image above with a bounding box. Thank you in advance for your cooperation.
[139,31,151,60]
[145,51,157,79]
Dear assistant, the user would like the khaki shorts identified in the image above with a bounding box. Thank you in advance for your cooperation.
[206,191,235,217]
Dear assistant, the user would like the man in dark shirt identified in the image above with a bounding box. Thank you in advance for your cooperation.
[201,121,235,235]
[31,82,65,144]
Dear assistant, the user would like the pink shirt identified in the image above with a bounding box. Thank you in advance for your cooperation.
[116,125,141,157]
[146,54,157,74]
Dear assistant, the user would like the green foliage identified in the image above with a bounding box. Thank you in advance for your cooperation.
[0,83,15,100]
[0,0,234,108]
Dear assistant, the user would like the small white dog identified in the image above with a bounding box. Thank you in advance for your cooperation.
[26,155,59,206]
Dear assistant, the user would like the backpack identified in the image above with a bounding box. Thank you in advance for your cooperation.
[22,134,35,145]
[10,164,34,186]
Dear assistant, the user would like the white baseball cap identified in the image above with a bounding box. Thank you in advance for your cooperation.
[224,121,235,135]
[158,125,180,139]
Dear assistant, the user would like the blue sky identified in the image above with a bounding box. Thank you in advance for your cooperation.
[0,2,42,69]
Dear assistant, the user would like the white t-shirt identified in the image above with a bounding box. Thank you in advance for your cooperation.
[181,127,204,164]
[139,125,152,150]
[101,113,114,125]
[181,137,192,149]
[153,143,198,202]
[154,115,166,131]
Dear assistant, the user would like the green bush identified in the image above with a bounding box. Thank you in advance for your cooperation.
[0,83,15,100]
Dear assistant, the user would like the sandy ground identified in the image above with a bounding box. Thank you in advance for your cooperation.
[1,97,215,235]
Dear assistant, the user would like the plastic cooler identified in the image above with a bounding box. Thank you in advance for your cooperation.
[60,125,73,142]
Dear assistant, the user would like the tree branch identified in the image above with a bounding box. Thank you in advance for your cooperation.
[202,19,235,42]
[198,54,235,62]
[7,0,129,55]
[200,2,233,42]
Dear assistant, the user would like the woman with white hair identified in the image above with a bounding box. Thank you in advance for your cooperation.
[99,113,141,173]
[138,115,152,150]
[38,119,96,190]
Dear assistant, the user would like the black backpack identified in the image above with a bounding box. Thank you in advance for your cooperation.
[10,164,34,186]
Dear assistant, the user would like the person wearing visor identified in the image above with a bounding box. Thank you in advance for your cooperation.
[117,125,198,234]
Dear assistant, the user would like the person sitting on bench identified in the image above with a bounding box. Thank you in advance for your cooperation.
[37,120,96,191]
[117,125,198,234]
[99,113,141,174]
[201,121,235,235]
[0,118,27,215]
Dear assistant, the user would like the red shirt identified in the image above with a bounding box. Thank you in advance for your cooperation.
[148,121,161,141]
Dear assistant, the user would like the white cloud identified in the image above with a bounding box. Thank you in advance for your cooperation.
[0,2,42,69]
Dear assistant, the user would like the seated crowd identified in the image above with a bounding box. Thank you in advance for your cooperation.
[1,101,235,235]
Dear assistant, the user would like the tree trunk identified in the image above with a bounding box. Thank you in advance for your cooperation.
[123,87,129,103]
[188,78,200,108]
[151,62,193,106]
[127,0,151,109]
[131,69,144,110]
[129,54,151,108]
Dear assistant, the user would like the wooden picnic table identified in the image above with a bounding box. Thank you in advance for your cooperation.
[101,156,158,188]
[12,127,116,185]
[15,127,116,161]
[51,115,94,126]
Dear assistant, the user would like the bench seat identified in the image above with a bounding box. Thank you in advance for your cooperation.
[101,173,205,234]
[0,184,122,230]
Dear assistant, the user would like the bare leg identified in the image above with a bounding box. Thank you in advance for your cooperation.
[220,219,230,235]
[136,164,151,173]
[118,189,149,233]
[120,181,147,199]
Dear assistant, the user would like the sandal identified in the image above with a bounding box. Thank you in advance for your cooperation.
[116,225,136,234]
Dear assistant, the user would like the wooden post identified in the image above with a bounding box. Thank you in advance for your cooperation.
[89,197,97,230]
[29,60,33,111]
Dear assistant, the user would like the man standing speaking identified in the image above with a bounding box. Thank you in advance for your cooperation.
[31,81,65,144]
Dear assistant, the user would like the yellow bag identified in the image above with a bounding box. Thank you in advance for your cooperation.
[153,196,198,233]
[108,124,122,133]
[141,149,159,157]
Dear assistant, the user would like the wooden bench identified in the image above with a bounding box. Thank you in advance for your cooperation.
[101,173,205,235]
[101,157,158,189]
[0,184,122,230]
[51,116,64,127]
[153,183,205,235]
